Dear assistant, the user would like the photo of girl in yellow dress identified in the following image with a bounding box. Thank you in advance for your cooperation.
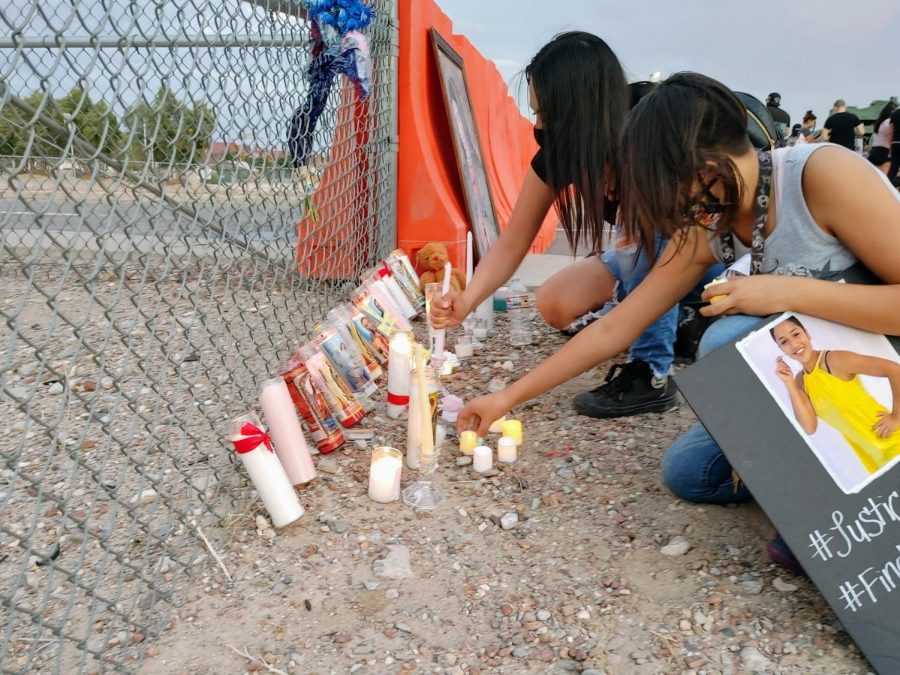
[770,315,900,475]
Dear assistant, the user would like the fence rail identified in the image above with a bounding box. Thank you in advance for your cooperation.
[0,0,397,671]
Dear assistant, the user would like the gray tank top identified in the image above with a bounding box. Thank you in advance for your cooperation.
[708,143,859,278]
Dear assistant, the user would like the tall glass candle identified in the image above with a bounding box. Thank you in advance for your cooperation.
[228,414,304,528]
[258,378,317,485]
[502,419,524,446]
[498,436,517,464]
[278,353,345,454]
[298,343,366,428]
[386,331,413,419]
[473,445,493,473]
[368,446,403,503]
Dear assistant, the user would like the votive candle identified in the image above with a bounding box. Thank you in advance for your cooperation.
[498,436,517,464]
[368,447,403,503]
[488,416,507,434]
[459,430,478,456]
[502,419,523,446]
[473,445,492,473]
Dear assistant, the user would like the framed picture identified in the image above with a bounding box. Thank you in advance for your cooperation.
[430,28,500,259]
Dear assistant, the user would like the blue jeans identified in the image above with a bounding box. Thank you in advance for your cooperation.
[661,314,765,503]
[600,239,723,377]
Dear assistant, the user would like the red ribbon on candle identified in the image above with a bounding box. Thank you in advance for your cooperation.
[386,392,409,405]
[231,422,275,454]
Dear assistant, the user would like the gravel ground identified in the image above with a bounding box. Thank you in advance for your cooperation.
[136,312,873,675]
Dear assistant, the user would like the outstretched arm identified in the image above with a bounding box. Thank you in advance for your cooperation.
[829,350,900,437]
[433,168,555,328]
[775,358,818,434]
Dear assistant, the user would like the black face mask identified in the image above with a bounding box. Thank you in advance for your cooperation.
[533,127,545,148]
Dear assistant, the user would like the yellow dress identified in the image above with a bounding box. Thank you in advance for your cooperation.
[803,351,900,473]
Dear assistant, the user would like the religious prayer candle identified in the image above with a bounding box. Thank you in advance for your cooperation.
[299,343,366,428]
[229,414,304,528]
[386,331,413,419]
[278,353,345,454]
[258,378,317,485]
[368,446,403,503]
[488,416,507,434]
[373,266,417,320]
[498,436,517,464]
[388,249,424,308]
[314,322,378,398]
[459,430,478,456]
[502,419,524,446]
[473,445,493,473]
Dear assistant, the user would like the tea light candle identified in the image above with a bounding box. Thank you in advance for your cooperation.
[488,416,506,434]
[473,445,492,472]
[259,377,317,485]
[459,430,478,455]
[472,326,488,340]
[502,419,523,446]
[368,447,403,503]
[498,436,517,464]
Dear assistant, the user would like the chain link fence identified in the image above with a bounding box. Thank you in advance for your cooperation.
[0,0,397,670]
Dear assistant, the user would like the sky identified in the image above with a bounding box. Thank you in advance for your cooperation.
[433,0,900,127]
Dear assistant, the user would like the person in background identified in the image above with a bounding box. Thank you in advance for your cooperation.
[787,123,802,146]
[888,102,900,187]
[765,92,791,138]
[868,100,896,174]
[822,99,864,150]
[796,110,817,144]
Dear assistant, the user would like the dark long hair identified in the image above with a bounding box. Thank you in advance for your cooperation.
[525,32,628,253]
[770,315,806,341]
[875,100,897,133]
[618,72,752,258]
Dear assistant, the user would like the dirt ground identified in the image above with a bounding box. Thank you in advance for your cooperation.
[140,313,873,675]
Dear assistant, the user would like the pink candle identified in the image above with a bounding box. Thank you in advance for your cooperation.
[259,377,317,485]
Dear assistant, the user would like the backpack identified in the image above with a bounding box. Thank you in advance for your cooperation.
[735,91,786,150]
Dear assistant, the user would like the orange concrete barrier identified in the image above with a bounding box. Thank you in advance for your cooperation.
[396,0,556,272]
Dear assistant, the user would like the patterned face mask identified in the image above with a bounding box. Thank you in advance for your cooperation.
[688,178,727,229]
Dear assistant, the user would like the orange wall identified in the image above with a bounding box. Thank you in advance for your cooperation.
[396,0,556,272]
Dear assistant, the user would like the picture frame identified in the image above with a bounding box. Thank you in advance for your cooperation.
[430,28,500,259]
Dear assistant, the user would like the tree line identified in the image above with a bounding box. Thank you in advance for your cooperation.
[0,85,216,166]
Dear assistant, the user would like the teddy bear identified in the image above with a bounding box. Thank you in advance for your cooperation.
[416,242,467,293]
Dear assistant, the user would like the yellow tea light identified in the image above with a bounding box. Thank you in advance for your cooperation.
[459,430,478,456]
[502,419,523,446]
[704,277,727,304]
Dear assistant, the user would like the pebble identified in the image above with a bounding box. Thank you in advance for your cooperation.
[100,377,114,390]
[190,475,218,493]
[328,520,349,534]
[741,579,764,595]
[456,456,472,466]
[660,536,691,557]
[131,488,158,506]
[536,609,551,621]
[255,515,271,530]
[500,513,518,530]
[486,378,507,393]
[773,577,798,592]
[373,545,414,579]
[47,382,64,395]
[740,646,771,672]
[318,458,340,474]
[394,622,413,633]
[363,581,380,591]
[512,647,529,658]
[385,588,399,599]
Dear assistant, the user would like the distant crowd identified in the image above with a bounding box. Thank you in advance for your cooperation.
[765,92,900,186]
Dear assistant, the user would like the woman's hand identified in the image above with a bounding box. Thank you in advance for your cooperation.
[700,275,793,318]
[430,290,470,329]
[457,392,511,438]
[775,357,795,385]
[873,411,900,439]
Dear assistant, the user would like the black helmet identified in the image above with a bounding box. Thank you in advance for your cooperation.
[766,92,781,106]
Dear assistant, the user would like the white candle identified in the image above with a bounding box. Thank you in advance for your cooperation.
[415,346,434,458]
[376,267,418,319]
[368,278,413,331]
[368,447,402,503]
[431,262,453,371]
[498,436,517,464]
[258,378,317,485]
[455,336,474,359]
[459,430,477,456]
[466,232,474,286]
[229,415,304,528]
[405,374,421,469]
[473,445,492,472]
[386,332,412,419]
[472,326,488,340]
